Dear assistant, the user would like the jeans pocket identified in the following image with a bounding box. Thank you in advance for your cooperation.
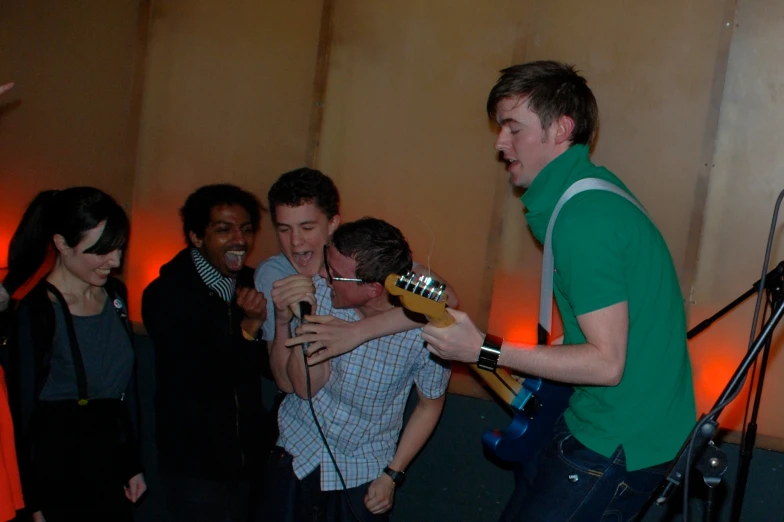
[557,434,612,477]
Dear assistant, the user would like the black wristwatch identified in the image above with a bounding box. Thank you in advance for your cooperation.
[477,333,503,371]
[383,466,406,487]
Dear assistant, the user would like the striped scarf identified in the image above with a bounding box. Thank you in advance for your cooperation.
[190,248,236,303]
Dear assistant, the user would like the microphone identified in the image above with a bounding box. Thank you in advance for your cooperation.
[298,301,312,356]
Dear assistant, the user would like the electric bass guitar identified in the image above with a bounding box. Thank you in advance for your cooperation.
[385,271,573,463]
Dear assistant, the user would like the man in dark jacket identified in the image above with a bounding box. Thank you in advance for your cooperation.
[142,184,273,522]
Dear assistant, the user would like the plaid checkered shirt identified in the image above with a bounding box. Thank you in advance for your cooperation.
[277,275,451,490]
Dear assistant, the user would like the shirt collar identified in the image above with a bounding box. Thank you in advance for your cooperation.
[190,248,236,302]
[521,144,592,218]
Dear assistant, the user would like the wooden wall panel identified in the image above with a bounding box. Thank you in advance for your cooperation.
[312,1,534,397]
[691,0,784,442]
[314,0,529,327]
[0,0,144,270]
[125,0,324,319]
[488,0,731,339]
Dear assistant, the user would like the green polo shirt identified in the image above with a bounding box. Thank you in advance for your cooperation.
[522,144,696,471]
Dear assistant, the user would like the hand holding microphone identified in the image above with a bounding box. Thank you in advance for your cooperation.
[271,275,315,323]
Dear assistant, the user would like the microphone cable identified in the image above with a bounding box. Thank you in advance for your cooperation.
[298,301,363,522]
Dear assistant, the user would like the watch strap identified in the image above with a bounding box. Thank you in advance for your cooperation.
[476,333,503,371]
[383,466,405,486]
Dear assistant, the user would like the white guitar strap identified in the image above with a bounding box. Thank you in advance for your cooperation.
[539,178,648,337]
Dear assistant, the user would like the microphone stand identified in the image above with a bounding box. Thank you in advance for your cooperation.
[682,260,784,522]
[686,261,784,522]
[655,293,784,521]
[729,271,784,522]
[661,188,784,522]
[687,261,784,340]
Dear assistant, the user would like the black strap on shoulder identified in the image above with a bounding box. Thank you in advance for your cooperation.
[43,282,89,405]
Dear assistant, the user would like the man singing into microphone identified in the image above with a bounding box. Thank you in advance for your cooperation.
[260,217,450,521]
[142,184,274,522]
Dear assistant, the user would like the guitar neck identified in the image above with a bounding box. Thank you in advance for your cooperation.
[465,363,522,407]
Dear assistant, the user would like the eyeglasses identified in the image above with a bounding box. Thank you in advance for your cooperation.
[323,245,365,284]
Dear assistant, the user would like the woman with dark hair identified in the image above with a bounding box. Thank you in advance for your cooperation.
[3,187,146,522]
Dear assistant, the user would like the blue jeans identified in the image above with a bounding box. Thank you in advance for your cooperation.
[500,416,670,522]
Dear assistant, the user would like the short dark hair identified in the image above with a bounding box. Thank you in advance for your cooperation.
[486,60,598,146]
[331,217,412,284]
[4,187,129,294]
[267,167,340,223]
[180,184,263,246]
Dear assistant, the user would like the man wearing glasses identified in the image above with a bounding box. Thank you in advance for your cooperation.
[254,168,457,368]
[253,168,455,520]
[258,217,450,521]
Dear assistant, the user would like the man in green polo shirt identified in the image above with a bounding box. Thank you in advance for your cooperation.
[423,60,696,521]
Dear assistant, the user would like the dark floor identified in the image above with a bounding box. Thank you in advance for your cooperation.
[131,335,784,522]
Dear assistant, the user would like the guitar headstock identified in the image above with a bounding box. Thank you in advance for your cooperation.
[384,271,454,327]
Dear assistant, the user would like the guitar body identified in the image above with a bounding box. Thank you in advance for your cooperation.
[480,377,573,463]
[384,272,573,468]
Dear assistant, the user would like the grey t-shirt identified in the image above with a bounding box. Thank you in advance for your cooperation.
[40,296,134,401]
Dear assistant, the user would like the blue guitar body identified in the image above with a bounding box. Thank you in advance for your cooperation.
[481,377,573,463]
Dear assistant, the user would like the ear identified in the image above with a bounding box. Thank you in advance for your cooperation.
[188,231,204,249]
[366,282,384,300]
[328,214,341,237]
[52,234,71,256]
[553,115,576,145]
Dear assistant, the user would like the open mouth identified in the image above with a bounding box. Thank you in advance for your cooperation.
[506,158,520,171]
[224,250,247,271]
[292,251,314,268]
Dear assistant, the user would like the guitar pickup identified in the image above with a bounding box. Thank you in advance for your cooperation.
[522,395,541,420]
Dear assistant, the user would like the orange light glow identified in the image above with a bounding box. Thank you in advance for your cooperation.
[688,335,769,431]
[0,201,53,300]
[504,324,540,346]
[123,208,186,323]
[487,270,561,345]
[0,227,12,270]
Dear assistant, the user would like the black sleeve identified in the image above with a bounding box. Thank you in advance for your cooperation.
[8,291,50,513]
[110,279,144,480]
[118,363,144,482]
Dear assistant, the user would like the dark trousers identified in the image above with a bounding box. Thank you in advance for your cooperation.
[30,400,134,522]
[501,415,670,522]
[27,492,131,522]
[159,468,262,522]
[259,446,389,522]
